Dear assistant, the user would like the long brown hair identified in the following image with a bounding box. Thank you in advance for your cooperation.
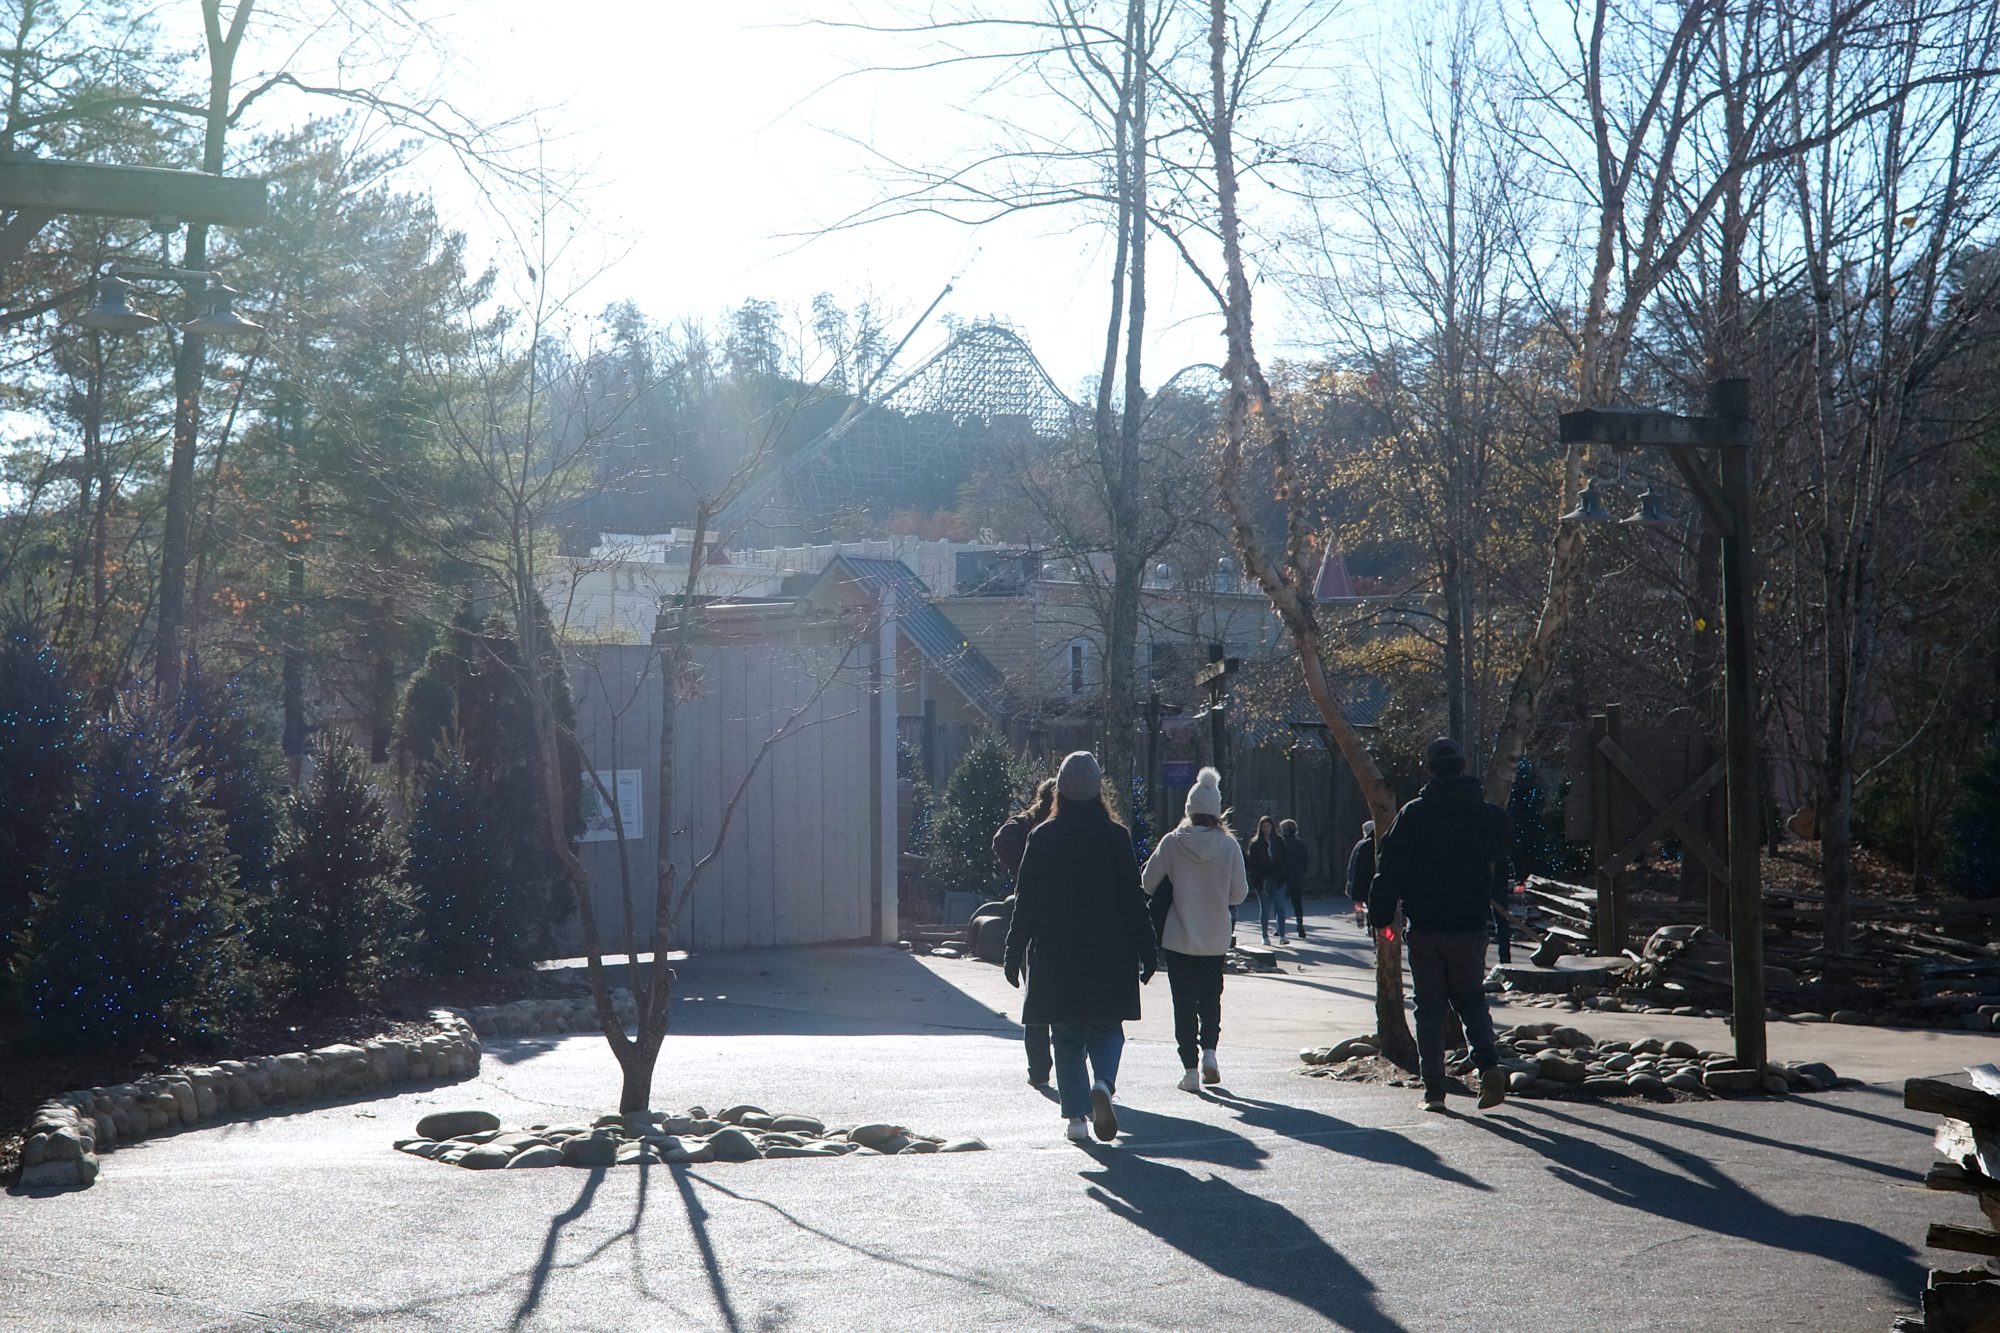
[1017,778,1057,825]
[1250,814,1278,849]
[1188,810,1236,837]
[1055,784,1128,831]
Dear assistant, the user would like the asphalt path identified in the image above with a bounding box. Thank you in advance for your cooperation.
[2,921,1986,1332]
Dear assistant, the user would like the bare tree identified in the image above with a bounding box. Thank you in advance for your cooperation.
[1198,0,1414,1064]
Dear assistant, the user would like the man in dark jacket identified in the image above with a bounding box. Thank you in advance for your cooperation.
[1345,820,1375,930]
[1369,737,1512,1112]
[1279,819,1311,938]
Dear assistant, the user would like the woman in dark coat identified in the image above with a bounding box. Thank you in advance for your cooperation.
[1003,750,1158,1144]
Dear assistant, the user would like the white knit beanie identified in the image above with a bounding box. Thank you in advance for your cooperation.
[1185,766,1223,817]
[1056,750,1102,800]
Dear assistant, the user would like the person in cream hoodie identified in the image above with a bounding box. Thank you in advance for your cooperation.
[1142,768,1251,1091]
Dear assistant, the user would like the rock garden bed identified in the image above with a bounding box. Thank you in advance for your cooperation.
[397,1103,988,1169]
[1299,1021,1842,1102]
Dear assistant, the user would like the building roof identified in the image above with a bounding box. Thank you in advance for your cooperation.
[808,555,1016,721]
[1314,548,1361,602]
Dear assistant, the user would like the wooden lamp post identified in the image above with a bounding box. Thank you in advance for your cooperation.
[1558,378,1766,1072]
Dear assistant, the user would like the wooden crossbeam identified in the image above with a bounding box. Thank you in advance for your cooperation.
[1559,406,1751,449]
[1596,738,1729,880]
[1607,755,1726,876]
[0,157,266,227]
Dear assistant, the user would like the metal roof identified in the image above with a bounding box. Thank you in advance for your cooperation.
[809,555,1016,721]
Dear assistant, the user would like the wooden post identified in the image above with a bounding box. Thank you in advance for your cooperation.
[1714,378,1766,1070]
[1591,710,1616,955]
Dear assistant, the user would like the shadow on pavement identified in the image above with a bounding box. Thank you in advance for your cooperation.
[510,1165,612,1330]
[1202,1088,1492,1191]
[1559,1095,1914,1182]
[1466,1106,1923,1292]
[689,1172,1075,1326]
[1100,1103,1271,1169]
[1079,1150,1410,1332]
[643,948,1020,1040]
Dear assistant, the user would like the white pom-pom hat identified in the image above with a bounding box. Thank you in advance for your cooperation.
[1185,766,1224,817]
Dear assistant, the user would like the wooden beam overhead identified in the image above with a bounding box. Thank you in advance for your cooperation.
[1558,406,1750,449]
[0,157,267,228]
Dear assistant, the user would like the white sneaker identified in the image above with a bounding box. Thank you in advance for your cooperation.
[1090,1081,1119,1141]
[1177,1068,1201,1092]
[1065,1117,1091,1143]
[1201,1049,1222,1085]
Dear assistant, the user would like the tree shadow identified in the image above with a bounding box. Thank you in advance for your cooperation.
[672,1163,746,1333]
[1200,1088,1492,1192]
[509,1165,609,1330]
[1465,1106,1924,1293]
[1078,1150,1410,1332]
[489,1036,564,1065]
[689,1172,1074,1326]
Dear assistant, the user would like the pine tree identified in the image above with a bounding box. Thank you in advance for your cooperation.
[0,621,83,1002]
[265,735,418,1004]
[408,741,523,974]
[1945,730,2000,898]
[174,672,282,901]
[925,732,1029,900]
[20,704,249,1048]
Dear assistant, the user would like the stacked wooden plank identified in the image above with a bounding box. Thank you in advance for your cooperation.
[1898,1066,2000,1331]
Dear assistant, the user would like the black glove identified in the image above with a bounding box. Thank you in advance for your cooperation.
[1139,959,1157,985]
[1004,960,1021,988]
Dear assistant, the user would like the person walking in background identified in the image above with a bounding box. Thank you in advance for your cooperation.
[1245,816,1291,945]
[1368,737,1513,1114]
[1003,751,1158,1144]
[1279,818,1311,939]
[992,778,1057,1087]
[1346,820,1376,930]
[1142,768,1249,1091]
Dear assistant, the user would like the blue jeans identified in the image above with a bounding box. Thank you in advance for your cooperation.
[1259,879,1293,940]
[1051,1022,1125,1119]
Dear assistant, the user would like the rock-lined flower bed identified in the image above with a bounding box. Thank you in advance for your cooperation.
[1300,1021,1842,1101]
[397,1103,989,1169]
[18,1010,483,1188]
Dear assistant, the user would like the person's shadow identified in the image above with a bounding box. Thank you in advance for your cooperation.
[1079,1150,1410,1332]
[1201,1088,1491,1191]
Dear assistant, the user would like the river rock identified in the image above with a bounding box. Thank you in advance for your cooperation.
[770,1114,826,1135]
[717,1104,768,1125]
[939,1138,989,1152]
[508,1145,564,1168]
[1703,1067,1763,1095]
[458,1144,514,1170]
[707,1128,763,1162]
[417,1110,501,1140]
[561,1134,620,1168]
[848,1122,907,1148]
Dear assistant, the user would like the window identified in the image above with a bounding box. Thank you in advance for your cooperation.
[1070,641,1087,695]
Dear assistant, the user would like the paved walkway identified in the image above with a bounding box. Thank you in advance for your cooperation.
[2,918,1986,1331]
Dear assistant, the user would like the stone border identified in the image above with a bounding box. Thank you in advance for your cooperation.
[18,1010,482,1189]
[17,986,666,1190]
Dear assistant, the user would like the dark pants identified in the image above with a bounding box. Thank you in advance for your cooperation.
[1406,929,1499,1099]
[1164,949,1225,1068]
[1491,904,1513,965]
[1291,882,1307,933]
[1025,1023,1053,1081]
